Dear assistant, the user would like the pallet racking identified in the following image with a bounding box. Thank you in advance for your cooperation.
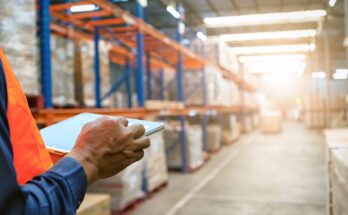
[36,0,258,173]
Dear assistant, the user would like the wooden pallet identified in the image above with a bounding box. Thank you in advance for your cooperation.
[147,181,168,198]
[112,197,146,215]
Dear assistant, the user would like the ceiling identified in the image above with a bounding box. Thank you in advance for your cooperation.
[51,0,347,73]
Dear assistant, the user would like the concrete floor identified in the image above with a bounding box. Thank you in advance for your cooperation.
[133,122,327,215]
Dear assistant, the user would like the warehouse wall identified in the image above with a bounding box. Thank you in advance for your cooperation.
[0,0,39,95]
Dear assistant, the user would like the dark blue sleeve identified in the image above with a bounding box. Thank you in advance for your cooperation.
[0,59,87,215]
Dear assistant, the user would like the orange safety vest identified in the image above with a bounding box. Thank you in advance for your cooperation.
[0,49,53,185]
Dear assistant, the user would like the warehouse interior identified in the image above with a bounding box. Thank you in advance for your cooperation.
[1,0,348,214]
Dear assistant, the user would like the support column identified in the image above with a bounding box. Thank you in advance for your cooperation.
[94,26,101,108]
[39,0,53,108]
[136,3,145,107]
[159,68,165,100]
[175,1,187,173]
[146,52,152,99]
[74,40,85,106]
[125,58,133,108]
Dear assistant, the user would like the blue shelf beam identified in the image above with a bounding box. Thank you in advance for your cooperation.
[159,68,165,100]
[200,40,209,151]
[135,2,145,107]
[39,0,53,108]
[125,58,133,108]
[94,26,102,108]
[102,58,132,102]
[146,52,152,100]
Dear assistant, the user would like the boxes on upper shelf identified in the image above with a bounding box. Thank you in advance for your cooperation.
[0,0,38,95]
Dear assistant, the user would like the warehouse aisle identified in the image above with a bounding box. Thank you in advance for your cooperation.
[133,122,326,215]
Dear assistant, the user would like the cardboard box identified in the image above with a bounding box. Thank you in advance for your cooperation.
[260,111,282,133]
[0,0,39,95]
[88,161,145,211]
[207,125,221,152]
[163,125,203,170]
[77,193,111,215]
[144,132,168,192]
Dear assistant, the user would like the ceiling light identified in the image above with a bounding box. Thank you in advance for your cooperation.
[166,5,180,19]
[204,10,327,28]
[232,44,315,54]
[246,65,305,74]
[219,29,317,42]
[333,73,348,80]
[329,0,337,7]
[197,32,207,41]
[335,68,348,75]
[70,4,98,13]
[312,71,326,79]
[239,54,306,63]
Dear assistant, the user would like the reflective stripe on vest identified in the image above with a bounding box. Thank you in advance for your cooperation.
[0,49,52,185]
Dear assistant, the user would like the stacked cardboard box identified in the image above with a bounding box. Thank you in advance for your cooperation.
[303,96,326,128]
[145,100,184,111]
[0,0,38,95]
[260,111,282,134]
[163,124,203,170]
[88,160,145,211]
[221,115,241,145]
[324,129,348,215]
[144,132,168,192]
[77,194,111,215]
[80,41,111,107]
[51,35,75,105]
[207,125,222,152]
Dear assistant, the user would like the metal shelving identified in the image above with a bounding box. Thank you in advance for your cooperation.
[36,0,258,173]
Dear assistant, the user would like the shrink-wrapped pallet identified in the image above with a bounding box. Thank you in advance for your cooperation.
[260,111,282,134]
[331,165,348,214]
[88,161,145,211]
[80,41,111,107]
[163,125,203,170]
[207,125,221,152]
[51,35,75,105]
[324,129,348,215]
[144,132,168,192]
[0,0,39,95]
[221,115,240,145]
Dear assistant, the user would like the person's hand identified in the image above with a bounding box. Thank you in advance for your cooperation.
[66,117,150,185]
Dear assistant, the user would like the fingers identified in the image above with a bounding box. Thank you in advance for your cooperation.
[129,124,146,138]
[133,136,151,150]
[117,117,128,127]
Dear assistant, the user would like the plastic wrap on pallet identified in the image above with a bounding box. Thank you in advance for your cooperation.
[163,125,203,170]
[0,0,39,95]
[220,115,240,145]
[207,125,221,152]
[145,132,168,192]
[88,160,145,211]
[77,193,111,215]
[51,35,75,105]
[331,148,348,188]
[184,70,203,106]
[331,165,348,214]
[303,96,326,128]
[260,111,282,133]
[80,40,112,107]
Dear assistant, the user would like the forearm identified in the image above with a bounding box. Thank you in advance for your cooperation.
[21,157,87,215]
